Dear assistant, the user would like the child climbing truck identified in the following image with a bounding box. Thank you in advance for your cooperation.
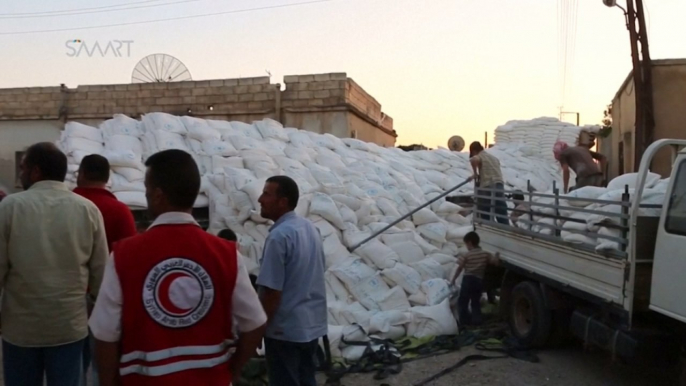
[450,231,500,327]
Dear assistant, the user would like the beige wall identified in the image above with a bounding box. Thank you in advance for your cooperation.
[0,73,397,189]
[608,61,686,179]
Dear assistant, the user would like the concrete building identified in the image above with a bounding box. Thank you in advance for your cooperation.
[600,59,686,179]
[0,73,395,191]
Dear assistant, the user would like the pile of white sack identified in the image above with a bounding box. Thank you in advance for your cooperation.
[514,172,668,252]
[494,117,601,163]
[55,114,588,359]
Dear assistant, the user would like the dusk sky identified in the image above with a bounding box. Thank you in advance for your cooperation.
[1,0,684,148]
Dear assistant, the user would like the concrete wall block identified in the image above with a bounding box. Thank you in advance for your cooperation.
[113,91,130,99]
[294,100,309,108]
[219,86,236,95]
[224,94,238,103]
[281,100,295,108]
[233,102,249,110]
[282,91,298,100]
[323,80,342,90]
[254,93,269,101]
[238,78,254,86]
[40,87,61,93]
[183,96,196,104]
[314,74,331,82]
[195,96,212,104]
[210,80,224,87]
[308,99,324,106]
[248,101,264,110]
[208,95,224,104]
[330,73,347,80]
[235,85,249,94]
[138,90,152,98]
[298,91,314,99]
[324,96,345,105]
[314,90,331,99]
[238,94,254,102]
[157,97,183,105]
[248,85,263,93]
[178,89,192,97]
[295,83,309,91]
[114,85,128,91]
[150,90,166,98]
[254,77,270,85]
[138,83,158,90]
[51,93,64,101]
[329,89,345,97]
[308,82,325,91]
[284,75,299,84]
[180,82,196,89]
[127,84,141,91]
[194,81,211,88]
[299,75,315,83]
[192,88,207,96]
[28,88,43,94]
[164,89,181,97]
[224,79,239,86]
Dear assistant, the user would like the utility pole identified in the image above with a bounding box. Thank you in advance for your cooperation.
[608,0,654,171]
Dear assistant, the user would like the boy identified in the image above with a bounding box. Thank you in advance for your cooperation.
[451,231,500,326]
[217,228,258,288]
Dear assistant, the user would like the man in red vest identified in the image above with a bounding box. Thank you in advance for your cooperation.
[89,149,266,386]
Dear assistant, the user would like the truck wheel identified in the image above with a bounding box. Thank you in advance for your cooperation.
[509,281,552,348]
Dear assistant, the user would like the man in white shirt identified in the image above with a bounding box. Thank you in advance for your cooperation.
[89,149,266,386]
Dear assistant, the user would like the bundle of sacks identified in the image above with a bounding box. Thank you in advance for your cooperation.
[494,117,600,163]
[512,172,668,252]
[57,113,575,358]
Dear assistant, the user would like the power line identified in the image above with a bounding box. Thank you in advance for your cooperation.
[0,0,170,16]
[0,0,207,19]
[0,0,337,35]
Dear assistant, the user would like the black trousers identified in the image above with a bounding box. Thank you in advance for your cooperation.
[265,337,319,386]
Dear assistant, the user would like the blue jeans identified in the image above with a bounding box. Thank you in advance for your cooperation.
[458,275,484,326]
[3,338,86,386]
[82,331,98,386]
[265,338,318,386]
[477,182,509,225]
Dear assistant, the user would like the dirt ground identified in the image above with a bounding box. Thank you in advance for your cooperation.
[318,342,677,386]
[0,341,675,385]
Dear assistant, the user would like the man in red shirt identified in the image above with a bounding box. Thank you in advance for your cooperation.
[74,155,137,251]
[73,154,137,385]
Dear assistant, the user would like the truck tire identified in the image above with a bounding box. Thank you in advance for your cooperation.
[509,281,552,348]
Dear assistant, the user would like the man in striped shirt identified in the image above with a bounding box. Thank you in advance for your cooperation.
[451,231,499,326]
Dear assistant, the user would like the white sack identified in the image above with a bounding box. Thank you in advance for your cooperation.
[381,263,422,295]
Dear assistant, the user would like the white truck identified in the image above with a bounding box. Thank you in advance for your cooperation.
[475,139,686,380]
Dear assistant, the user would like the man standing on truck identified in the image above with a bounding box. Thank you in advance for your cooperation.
[89,149,266,386]
[73,154,137,385]
[468,141,509,225]
[257,176,328,386]
[451,231,500,326]
[553,141,607,193]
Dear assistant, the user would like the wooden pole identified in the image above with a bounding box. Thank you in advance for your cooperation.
[626,0,644,172]
[635,0,655,164]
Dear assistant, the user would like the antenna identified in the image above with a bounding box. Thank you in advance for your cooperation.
[131,54,191,83]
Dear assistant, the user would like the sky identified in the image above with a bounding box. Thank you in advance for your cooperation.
[1,0,685,149]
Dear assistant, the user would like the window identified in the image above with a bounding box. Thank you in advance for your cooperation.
[665,160,686,236]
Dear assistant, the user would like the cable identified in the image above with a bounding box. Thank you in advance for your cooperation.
[0,0,209,19]
[0,0,337,35]
[0,0,170,16]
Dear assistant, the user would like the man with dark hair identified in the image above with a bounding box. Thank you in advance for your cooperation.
[75,154,137,251]
[257,176,327,386]
[468,141,508,225]
[89,149,266,386]
[218,228,238,242]
[74,154,137,385]
[0,142,108,386]
[553,141,607,193]
[450,231,500,327]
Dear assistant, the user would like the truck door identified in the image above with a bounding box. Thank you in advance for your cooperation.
[650,156,686,322]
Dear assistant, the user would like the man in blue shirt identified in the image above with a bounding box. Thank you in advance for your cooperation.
[257,176,327,386]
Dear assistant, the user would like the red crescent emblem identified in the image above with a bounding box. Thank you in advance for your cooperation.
[156,271,193,316]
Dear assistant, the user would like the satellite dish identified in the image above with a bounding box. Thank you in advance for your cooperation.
[132,54,192,83]
[448,136,465,152]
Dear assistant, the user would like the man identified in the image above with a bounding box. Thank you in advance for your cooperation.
[257,176,328,386]
[0,142,108,386]
[468,141,509,225]
[450,232,499,327]
[89,149,266,386]
[75,154,137,251]
[74,154,137,385]
[553,141,607,193]
[218,228,258,288]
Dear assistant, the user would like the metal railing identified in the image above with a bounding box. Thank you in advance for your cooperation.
[472,181,662,259]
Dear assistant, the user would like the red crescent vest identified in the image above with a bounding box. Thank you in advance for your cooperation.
[114,223,238,386]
